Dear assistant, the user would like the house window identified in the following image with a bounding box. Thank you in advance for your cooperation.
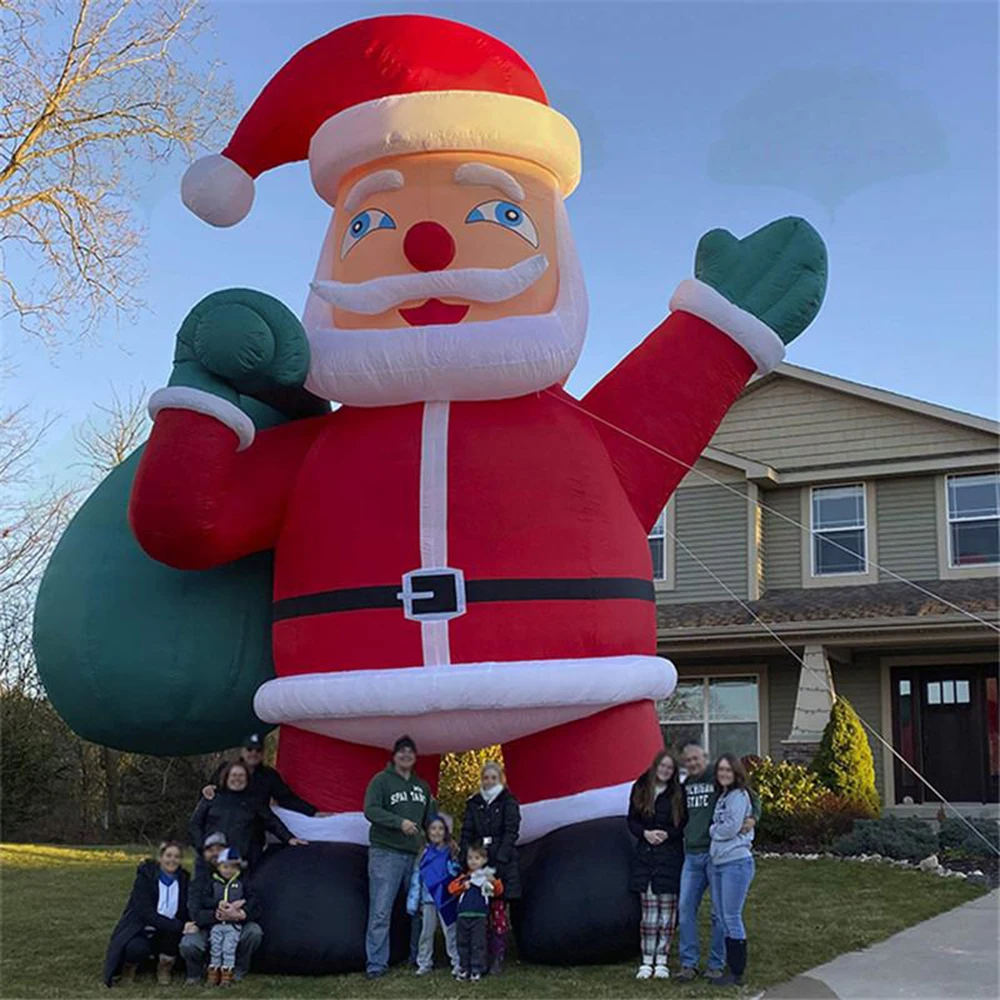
[811,484,867,576]
[946,473,1000,567]
[658,676,760,759]
[648,508,667,581]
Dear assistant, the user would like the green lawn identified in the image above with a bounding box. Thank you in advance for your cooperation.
[0,844,985,998]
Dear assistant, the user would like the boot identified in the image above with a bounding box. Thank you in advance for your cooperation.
[220,968,235,988]
[711,938,746,987]
[489,952,505,977]
[120,963,138,985]
[156,955,176,986]
[206,966,221,987]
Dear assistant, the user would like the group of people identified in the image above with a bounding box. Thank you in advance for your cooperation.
[104,733,758,987]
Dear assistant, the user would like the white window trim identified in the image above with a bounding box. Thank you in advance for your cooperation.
[649,498,676,591]
[801,482,879,588]
[657,670,763,757]
[935,471,1000,579]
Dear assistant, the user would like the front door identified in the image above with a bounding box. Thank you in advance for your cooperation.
[918,670,986,803]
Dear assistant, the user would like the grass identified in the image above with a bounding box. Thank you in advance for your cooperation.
[0,843,985,999]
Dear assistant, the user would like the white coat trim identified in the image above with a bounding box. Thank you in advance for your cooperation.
[517,781,633,844]
[271,806,370,847]
[418,402,452,667]
[253,655,676,753]
[669,278,786,374]
[148,386,256,451]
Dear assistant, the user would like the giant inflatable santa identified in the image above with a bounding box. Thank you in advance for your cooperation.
[34,14,826,971]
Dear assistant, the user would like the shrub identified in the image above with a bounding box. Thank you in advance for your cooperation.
[437,747,502,835]
[746,756,827,815]
[812,697,880,817]
[938,817,1000,857]
[831,815,937,862]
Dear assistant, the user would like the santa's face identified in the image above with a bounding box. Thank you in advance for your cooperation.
[303,151,588,406]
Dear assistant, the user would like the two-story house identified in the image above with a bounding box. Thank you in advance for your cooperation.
[652,364,999,816]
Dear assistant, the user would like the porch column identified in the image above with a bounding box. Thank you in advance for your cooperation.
[781,644,836,764]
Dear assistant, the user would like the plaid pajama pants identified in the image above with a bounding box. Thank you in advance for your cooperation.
[639,889,678,963]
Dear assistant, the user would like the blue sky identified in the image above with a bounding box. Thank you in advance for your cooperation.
[6,0,998,476]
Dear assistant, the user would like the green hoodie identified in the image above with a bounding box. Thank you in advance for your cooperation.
[682,769,761,853]
[364,764,435,854]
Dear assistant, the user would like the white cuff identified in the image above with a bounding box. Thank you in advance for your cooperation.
[518,781,632,844]
[670,278,786,374]
[271,806,370,846]
[148,386,256,451]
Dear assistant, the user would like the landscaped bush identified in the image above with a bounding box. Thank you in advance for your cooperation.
[938,817,1000,857]
[831,815,937,862]
[437,746,502,834]
[811,697,881,817]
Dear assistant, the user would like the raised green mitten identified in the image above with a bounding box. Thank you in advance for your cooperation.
[694,217,828,344]
[170,288,327,420]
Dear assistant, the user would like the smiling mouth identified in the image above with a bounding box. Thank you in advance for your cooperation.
[398,299,471,326]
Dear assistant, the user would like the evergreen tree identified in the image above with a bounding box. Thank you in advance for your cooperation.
[811,697,880,817]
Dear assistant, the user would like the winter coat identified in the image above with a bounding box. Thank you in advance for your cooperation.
[627,776,686,895]
[188,870,261,929]
[189,788,293,862]
[103,860,190,986]
[210,761,317,816]
[459,788,522,900]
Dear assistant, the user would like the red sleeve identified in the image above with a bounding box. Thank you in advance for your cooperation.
[579,311,758,532]
[129,409,326,570]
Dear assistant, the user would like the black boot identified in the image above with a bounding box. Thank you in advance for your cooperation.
[515,818,639,965]
[712,937,746,987]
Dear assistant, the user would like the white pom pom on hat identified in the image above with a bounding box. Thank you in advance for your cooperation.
[181,154,255,228]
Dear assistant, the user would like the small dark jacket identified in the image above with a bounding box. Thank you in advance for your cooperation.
[189,788,294,861]
[211,762,317,816]
[459,788,522,900]
[188,870,261,929]
[627,776,687,895]
[103,860,189,986]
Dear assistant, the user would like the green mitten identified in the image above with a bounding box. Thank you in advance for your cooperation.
[694,217,828,344]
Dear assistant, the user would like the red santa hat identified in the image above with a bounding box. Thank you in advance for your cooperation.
[181,14,582,228]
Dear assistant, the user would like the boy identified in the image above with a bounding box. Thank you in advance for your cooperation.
[207,848,253,987]
[448,841,503,982]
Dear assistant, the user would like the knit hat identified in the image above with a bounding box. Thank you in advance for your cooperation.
[392,734,417,756]
[180,14,581,228]
[243,733,264,750]
[203,832,227,849]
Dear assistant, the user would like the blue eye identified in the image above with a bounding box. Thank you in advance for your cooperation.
[340,209,396,258]
[465,200,539,247]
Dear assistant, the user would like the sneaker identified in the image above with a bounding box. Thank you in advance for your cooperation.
[676,967,698,982]
[711,972,742,987]
[704,967,725,980]
[365,969,386,980]
[183,977,201,987]
[456,970,469,981]
[415,967,432,976]
[635,964,653,980]
[471,973,481,982]
[654,964,670,979]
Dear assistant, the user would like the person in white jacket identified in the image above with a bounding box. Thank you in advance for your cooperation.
[708,754,756,987]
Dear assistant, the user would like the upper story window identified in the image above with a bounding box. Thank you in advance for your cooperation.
[648,508,668,581]
[946,472,1000,567]
[811,484,867,576]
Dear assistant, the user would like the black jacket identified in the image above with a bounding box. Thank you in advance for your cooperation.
[189,788,294,860]
[211,761,317,816]
[188,870,261,929]
[459,788,522,900]
[103,860,189,986]
[627,776,687,895]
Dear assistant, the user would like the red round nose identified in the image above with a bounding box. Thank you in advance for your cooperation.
[403,221,456,272]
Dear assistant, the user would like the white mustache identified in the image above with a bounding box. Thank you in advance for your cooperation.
[310,254,549,316]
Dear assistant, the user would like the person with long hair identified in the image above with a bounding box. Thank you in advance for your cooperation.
[627,749,687,980]
[708,753,755,987]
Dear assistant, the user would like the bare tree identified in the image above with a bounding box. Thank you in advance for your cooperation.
[74,382,148,477]
[0,0,236,342]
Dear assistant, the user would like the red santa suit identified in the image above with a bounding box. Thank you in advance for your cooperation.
[129,14,786,846]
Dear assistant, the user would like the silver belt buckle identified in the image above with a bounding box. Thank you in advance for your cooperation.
[397,567,467,622]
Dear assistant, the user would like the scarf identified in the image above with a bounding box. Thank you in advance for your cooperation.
[481,783,503,804]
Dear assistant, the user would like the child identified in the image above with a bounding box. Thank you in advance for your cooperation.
[207,848,252,987]
[406,815,461,976]
[448,841,504,982]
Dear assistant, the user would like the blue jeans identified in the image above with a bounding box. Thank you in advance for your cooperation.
[710,855,755,939]
[366,847,417,974]
[678,851,725,971]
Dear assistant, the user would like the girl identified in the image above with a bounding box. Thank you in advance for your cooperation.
[407,815,461,976]
[627,749,686,980]
[103,841,192,987]
[709,753,755,987]
[459,761,521,975]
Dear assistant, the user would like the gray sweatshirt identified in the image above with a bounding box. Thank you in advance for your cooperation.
[709,789,754,866]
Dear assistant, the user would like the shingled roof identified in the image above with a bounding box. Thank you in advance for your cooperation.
[656,576,999,631]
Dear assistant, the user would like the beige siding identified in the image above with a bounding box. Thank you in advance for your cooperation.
[766,659,800,753]
[661,484,748,603]
[832,658,885,797]
[678,456,746,490]
[763,488,801,591]
[713,377,997,471]
[876,477,940,582]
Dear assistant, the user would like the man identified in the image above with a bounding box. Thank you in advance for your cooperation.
[180,834,264,984]
[676,742,758,982]
[363,735,434,979]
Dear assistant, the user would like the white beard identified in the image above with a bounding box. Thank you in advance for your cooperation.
[301,198,588,407]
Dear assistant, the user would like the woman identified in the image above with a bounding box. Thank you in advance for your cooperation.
[103,841,192,987]
[459,761,521,975]
[189,760,306,864]
[709,753,755,987]
[627,749,686,980]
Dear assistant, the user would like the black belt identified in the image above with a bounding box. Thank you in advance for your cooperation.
[273,574,655,623]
